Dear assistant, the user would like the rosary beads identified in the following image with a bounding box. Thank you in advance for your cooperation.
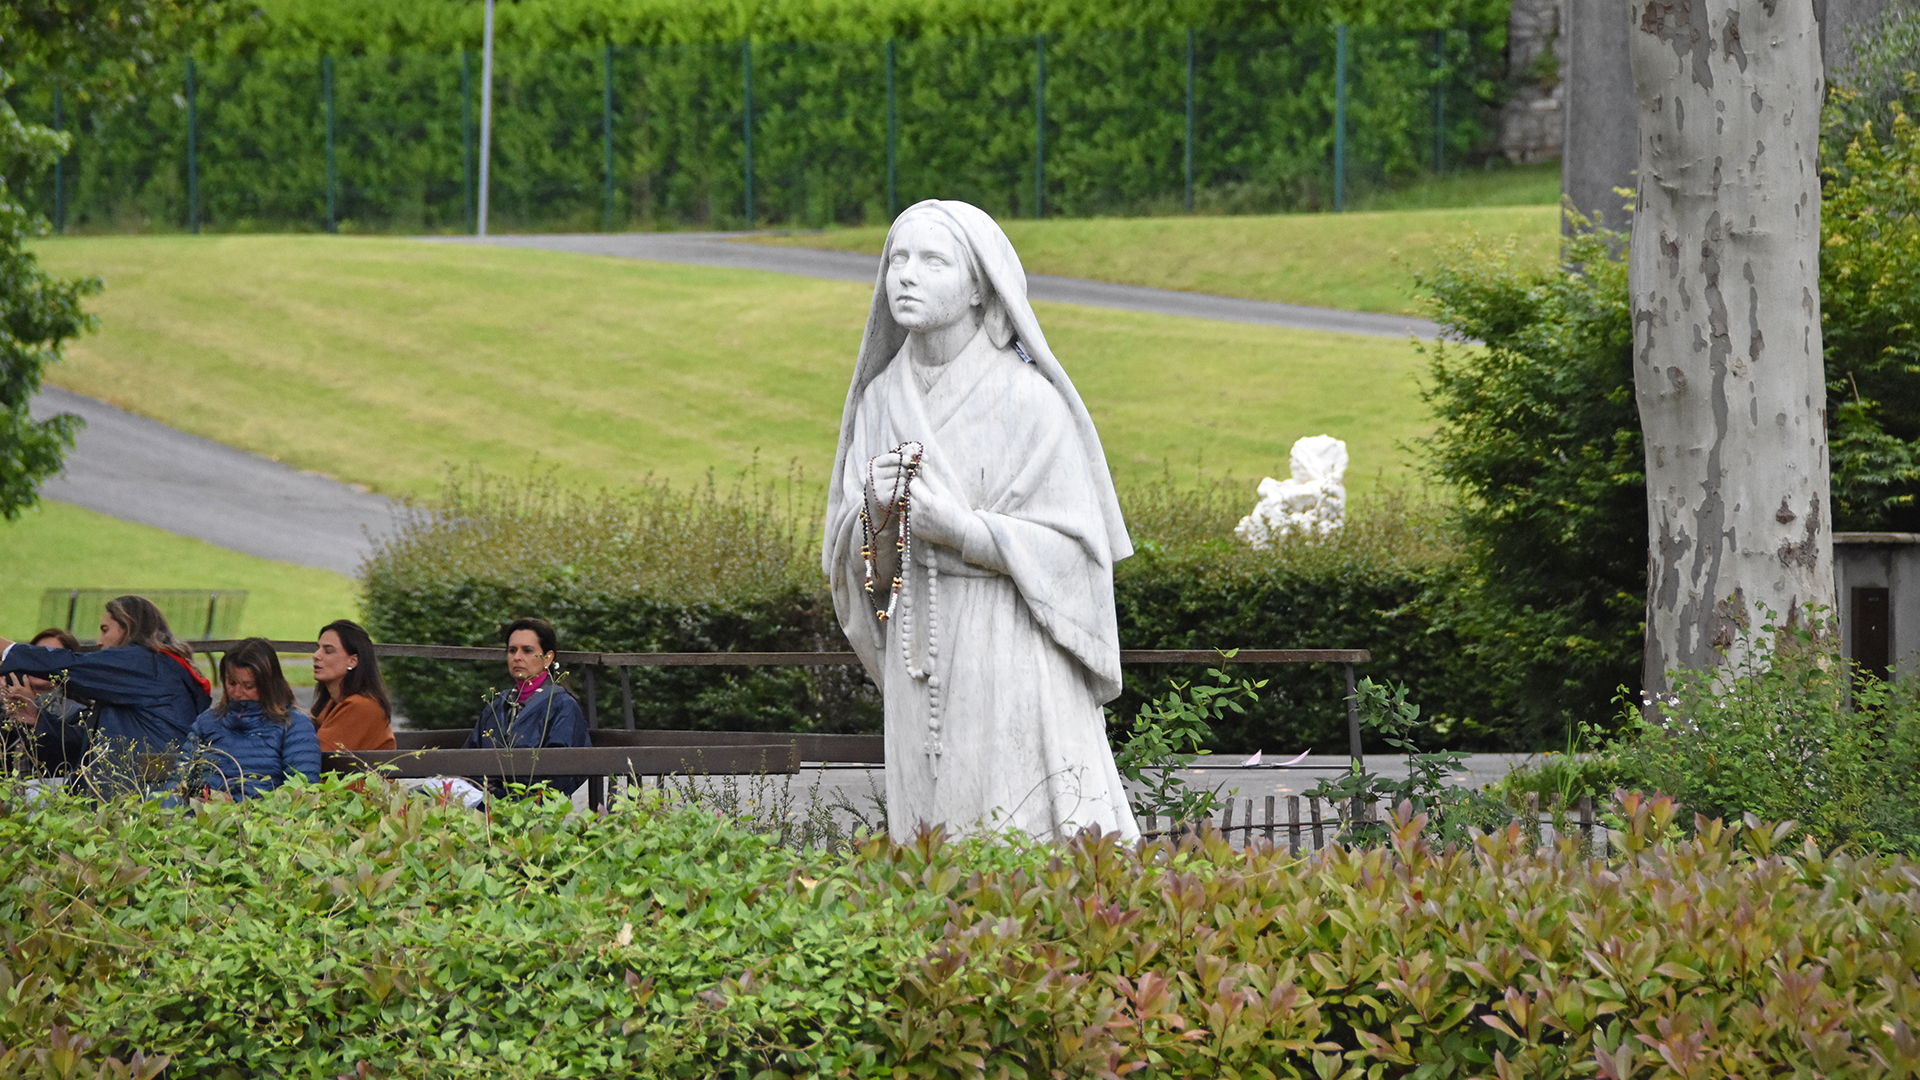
[858,441,945,772]
[859,441,925,624]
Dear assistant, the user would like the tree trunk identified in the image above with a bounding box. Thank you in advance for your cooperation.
[1628,0,1833,692]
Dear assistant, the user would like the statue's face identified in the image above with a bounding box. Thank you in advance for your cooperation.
[886,217,979,333]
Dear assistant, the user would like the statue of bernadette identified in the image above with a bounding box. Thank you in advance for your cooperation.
[824,200,1141,843]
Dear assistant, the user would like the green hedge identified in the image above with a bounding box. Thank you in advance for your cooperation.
[361,474,1514,749]
[9,783,1920,1078]
[8,23,1504,233]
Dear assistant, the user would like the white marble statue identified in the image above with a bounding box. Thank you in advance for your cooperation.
[1234,435,1348,549]
[824,200,1141,843]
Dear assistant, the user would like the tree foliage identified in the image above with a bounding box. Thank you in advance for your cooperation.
[1823,76,1920,529]
[0,77,94,521]
[1416,219,1643,739]
[0,0,245,519]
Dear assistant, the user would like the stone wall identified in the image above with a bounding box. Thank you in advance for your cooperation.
[1499,0,1567,164]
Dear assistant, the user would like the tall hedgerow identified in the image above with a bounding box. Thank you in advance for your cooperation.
[235,0,1510,52]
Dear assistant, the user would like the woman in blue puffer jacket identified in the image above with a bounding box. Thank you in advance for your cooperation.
[180,638,320,800]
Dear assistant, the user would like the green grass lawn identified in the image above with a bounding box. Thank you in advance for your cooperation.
[0,500,358,645]
[752,203,1559,315]
[1350,160,1564,212]
[33,235,1438,503]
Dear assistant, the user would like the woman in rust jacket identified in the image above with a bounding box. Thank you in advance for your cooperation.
[309,620,396,751]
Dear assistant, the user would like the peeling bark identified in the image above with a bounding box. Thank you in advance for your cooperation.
[1629,0,1832,692]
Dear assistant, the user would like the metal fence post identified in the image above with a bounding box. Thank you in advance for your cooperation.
[323,54,337,233]
[462,49,474,233]
[1433,29,1446,174]
[478,0,495,237]
[1333,24,1347,213]
[885,38,897,220]
[741,39,755,228]
[603,42,616,231]
[1033,33,1045,220]
[52,87,65,234]
[1184,28,1195,214]
[186,55,200,234]
[1345,661,1365,823]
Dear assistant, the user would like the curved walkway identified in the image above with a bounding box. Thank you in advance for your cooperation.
[26,230,1434,575]
[26,386,405,576]
[428,232,1447,341]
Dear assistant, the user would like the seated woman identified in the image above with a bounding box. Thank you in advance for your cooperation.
[309,620,396,751]
[0,596,211,753]
[464,617,590,797]
[180,638,320,800]
[0,628,90,774]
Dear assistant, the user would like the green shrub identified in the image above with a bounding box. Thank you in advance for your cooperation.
[1499,615,1920,856]
[365,470,1509,748]
[10,779,1920,1078]
[363,470,880,732]
[1824,81,1920,529]
[1111,480,1514,750]
[1415,218,1644,744]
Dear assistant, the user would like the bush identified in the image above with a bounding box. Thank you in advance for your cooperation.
[1415,218,1644,744]
[1499,615,1920,856]
[10,780,1920,1078]
[1112,483,1511,751]
[1823,79,1920,529]
[362,470,880,732]
[365,469,1517,747]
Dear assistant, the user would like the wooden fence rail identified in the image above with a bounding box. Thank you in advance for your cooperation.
[187,639,1373,766]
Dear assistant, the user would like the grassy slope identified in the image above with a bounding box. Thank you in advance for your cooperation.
[33,235,1435,500]
[0,500,358,643]
[753,204,1560,315]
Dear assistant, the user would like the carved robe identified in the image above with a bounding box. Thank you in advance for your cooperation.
[829,327,1140,842]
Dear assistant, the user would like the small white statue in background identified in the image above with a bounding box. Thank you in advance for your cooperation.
[1234,435,1348,549]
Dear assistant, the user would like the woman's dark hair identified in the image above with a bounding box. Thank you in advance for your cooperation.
[214,638,295,724]
[30,627,81,651]
[311,619,392,719]
[501,617,558,656]
[104,595,192,660]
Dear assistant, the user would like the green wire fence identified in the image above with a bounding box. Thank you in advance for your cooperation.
[9,25,1501,235]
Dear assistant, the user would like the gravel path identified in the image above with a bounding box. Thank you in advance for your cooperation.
[428,232,1446,341]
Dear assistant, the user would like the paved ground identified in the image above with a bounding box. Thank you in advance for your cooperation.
[642,752,1543,837]
[27,386,406,576]
[429,232,1447,341]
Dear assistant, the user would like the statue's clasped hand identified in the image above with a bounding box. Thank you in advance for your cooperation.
[868,448,964,547]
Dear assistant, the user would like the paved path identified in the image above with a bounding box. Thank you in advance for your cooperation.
[27,386,405,576]
[657,752,1543,839]
[26,229,1434,572]
[430,232,1446,341]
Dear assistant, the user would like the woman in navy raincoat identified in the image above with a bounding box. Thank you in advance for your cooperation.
[465,617,591,797]
[0,595,211,754]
